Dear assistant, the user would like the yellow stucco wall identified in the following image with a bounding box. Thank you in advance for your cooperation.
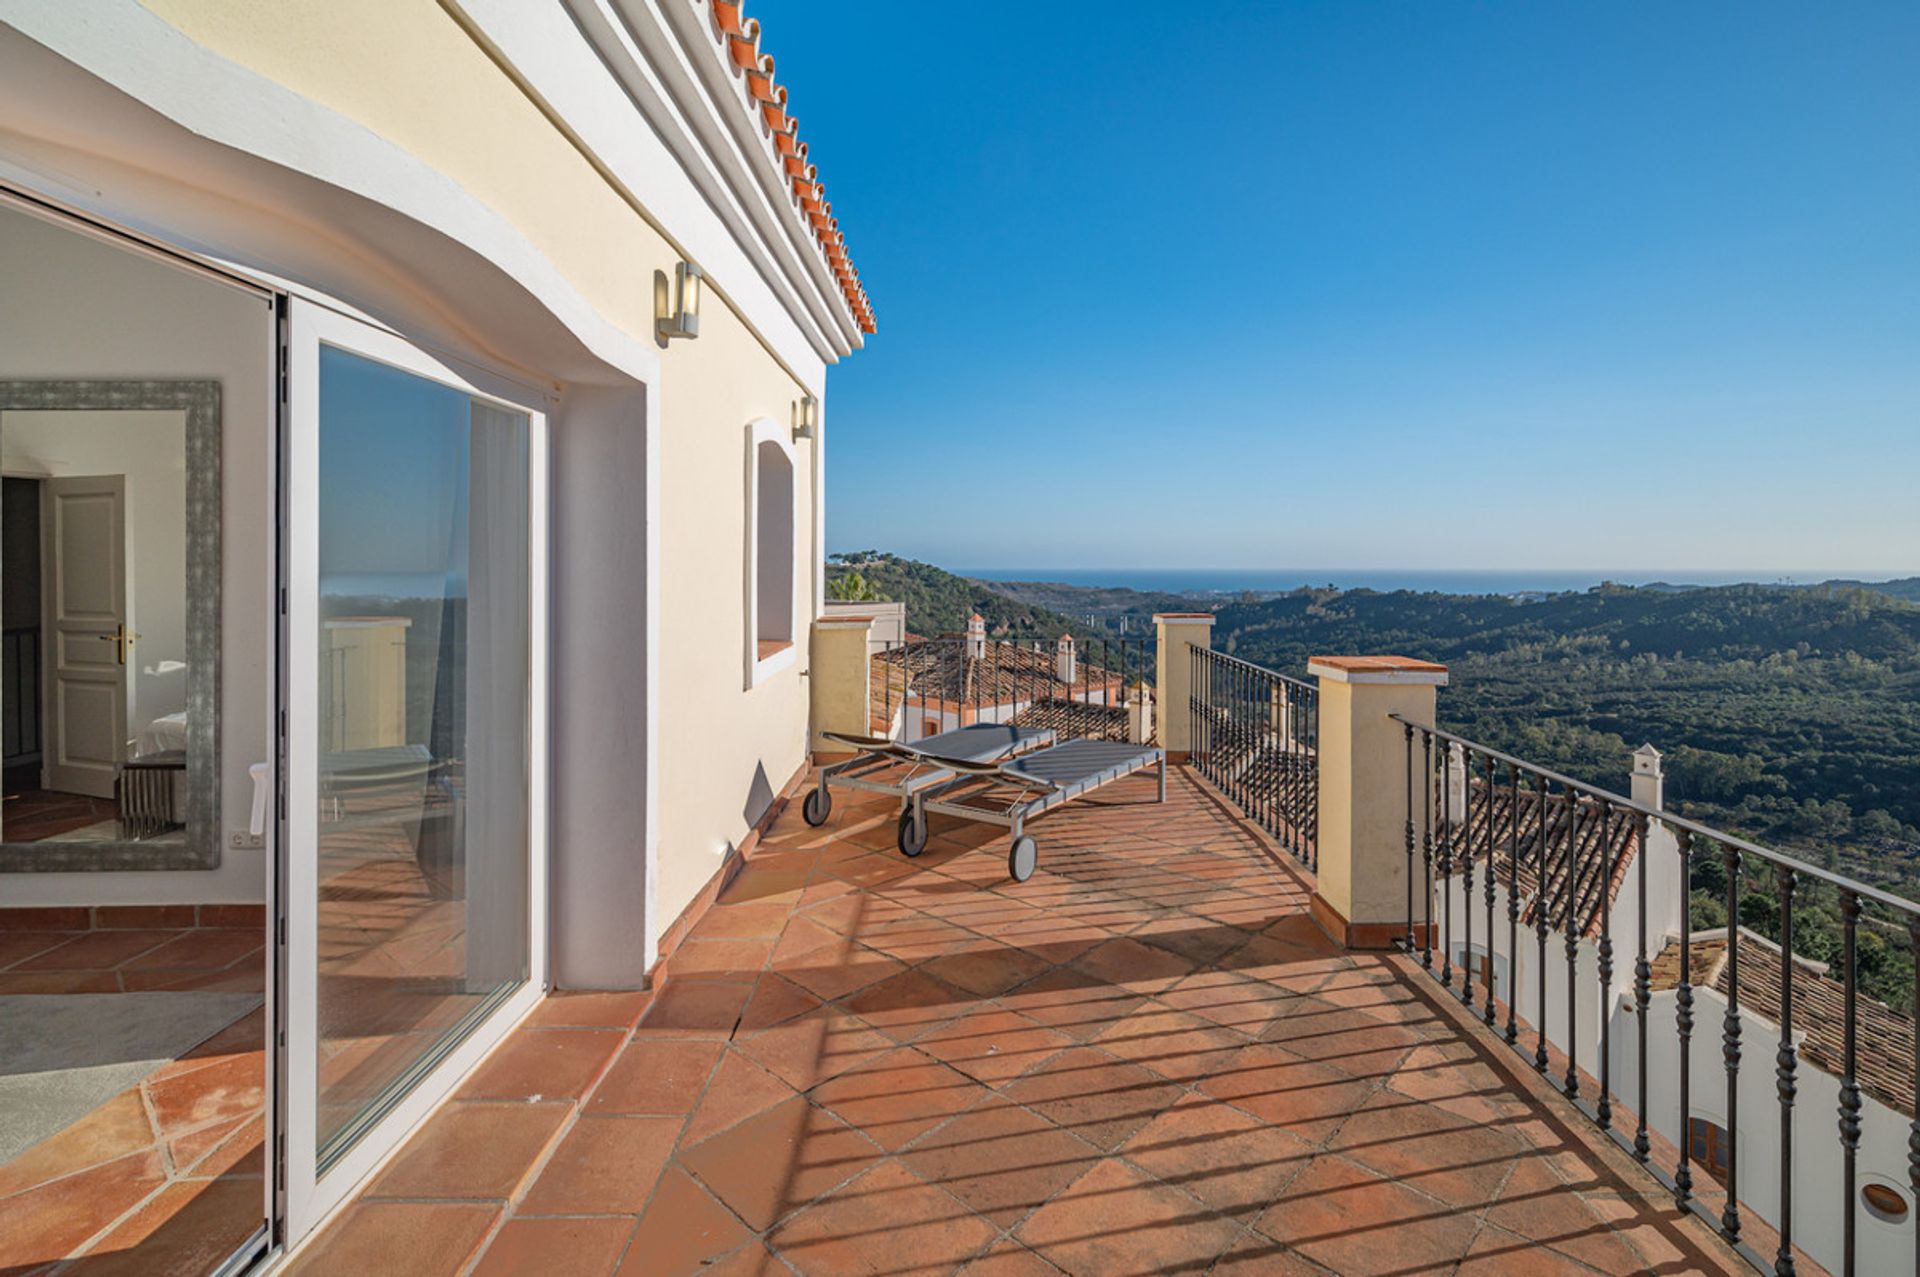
[136,0,819,937]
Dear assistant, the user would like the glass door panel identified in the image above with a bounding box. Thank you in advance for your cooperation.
[284,300,546,1241]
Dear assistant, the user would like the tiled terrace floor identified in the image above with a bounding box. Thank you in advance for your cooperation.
[288,767,1746,1276]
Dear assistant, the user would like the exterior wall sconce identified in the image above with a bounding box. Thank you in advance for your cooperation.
[657,260,703,341]
[792,394,818,441]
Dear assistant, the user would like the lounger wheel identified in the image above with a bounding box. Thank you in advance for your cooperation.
[897,812,927,858]
[802,787,832,827]
[1008,836,1038,883]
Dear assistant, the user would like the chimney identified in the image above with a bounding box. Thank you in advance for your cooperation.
[1631,743,1664,809]
[1129,681,1153,745]
[1056,633,1077,685]
[965,613,986,660]
[1446,741,1467,827]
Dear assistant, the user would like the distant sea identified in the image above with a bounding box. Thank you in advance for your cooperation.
[957,568,1854,597]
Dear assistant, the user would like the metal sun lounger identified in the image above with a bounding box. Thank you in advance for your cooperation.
[908,738,1167,882]
[804,723,1058,854]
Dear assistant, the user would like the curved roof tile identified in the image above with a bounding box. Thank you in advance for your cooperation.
[704,1,875,335]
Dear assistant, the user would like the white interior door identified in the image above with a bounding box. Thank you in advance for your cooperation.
[282,298,548,1246]
[41,473,128,798]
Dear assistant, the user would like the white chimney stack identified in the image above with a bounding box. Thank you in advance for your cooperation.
[965,613,986,660]
[1631,743,1664,809]
[1056,633,1077,684]
[1447,741,1467,827]
[1129,681,1153,745]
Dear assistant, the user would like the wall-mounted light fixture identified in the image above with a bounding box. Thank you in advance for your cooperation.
[656,260,703,342]
[792,394,819,441]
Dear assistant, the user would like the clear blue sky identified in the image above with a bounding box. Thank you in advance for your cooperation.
[752,2,1919,575]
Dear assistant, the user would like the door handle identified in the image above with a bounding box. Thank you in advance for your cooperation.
[95,624,139,665]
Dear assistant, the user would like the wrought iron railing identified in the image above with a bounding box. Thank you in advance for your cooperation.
[1392,714,1920,1277]
[1188,648,1318,869]
[869,630,1147,747]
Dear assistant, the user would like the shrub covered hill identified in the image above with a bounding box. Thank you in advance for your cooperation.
[1211,582,1920,892]
[825,551,1087,638]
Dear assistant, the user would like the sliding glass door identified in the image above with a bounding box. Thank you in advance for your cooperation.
[282,300,547,1240]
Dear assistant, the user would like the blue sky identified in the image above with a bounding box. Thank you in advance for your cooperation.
[751,2,1920,575]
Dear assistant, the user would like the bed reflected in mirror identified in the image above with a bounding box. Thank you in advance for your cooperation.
[0,382,220,871]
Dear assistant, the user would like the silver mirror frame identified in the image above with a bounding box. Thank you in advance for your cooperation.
[0,379,221,872]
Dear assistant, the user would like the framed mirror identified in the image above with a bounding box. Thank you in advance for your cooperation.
[0,380,221,872]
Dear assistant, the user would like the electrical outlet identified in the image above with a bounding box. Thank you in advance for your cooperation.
[229,831,265,851]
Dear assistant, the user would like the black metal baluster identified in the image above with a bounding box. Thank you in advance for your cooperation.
[1461,746,1476,1008]
[1506,764,1520,1044]
[1597,799,1614,1131]
[1484,753,1498,1027]
[1535,778,1551,1073]
[1837,890,1860,1276]
[1403,722,1416,954]
[1564,790,1581,1100]
[1420,729,1435,970]
[1908,914,1919,1277]
[1723,843,1743,1245]
[1634,811,1652,1163]
[1675,828,1696,1207]
[1774,865,1797,1277]
[1440,743,1455,991]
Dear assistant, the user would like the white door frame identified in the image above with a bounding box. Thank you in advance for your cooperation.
[281,298,550,1244]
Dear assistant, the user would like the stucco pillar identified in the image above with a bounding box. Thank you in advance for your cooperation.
[1308,655,1449,949]
[811,614,874,756]
[1154,613,1215,759]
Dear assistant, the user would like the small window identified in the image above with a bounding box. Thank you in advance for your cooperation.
[922,719,940,739]
[745,421,797,685]
[1863,1183,1909,1224]
[1688,1118,1732,1186]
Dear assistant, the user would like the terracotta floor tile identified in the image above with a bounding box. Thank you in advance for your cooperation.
[1156,968,1297,1034]
[639,979,754,1038]
[517,1115,679,1215]
[121,929,262,973]
[667,937,777,981]
[281,1201,499,1277]
[899,1095,1103,1228]
[589,1039,724,1115]
[1067,936,1198,995]
[459,1028,623,1102]
[775,941,906,1002]
[1253,1155,1479,1276]
[853,914,977,964]
[808,1047,988,1152]
[736,972,825,1034]
[0,930,77,969]
[735,1005,897,1092]
[1015,1156,1242,1276]
[1454,1223,1603,1275]
[527,989,652,1029]
[1324,1090,1523,1209]
[692,901,799,941]
[1482,1154,1648,1272]
[1194,1042,1378,1144]
[918,941,1050,998]
[170,1113,264,1180]
[365,1102,570,1200]
[1001,1047,1186,1152]
[678,1096,883,1230]
[1088,1005,1246,1083]
[1119,1093,1315,1218]
[69,1176,263,1276]
[839,968,971,1042]
[0,1150,167,1268]
[14,930,173,971]
[768,1159,998,1276]
[1259,993,1423,1077]
[0,1089,152,1196]
[472,1216,634,1277]
[679,1050,800,1146]
[0,970,119,994]
[913,1007,1076,1087]
[956,1237,1069,1277]
[616,1166,753,1275]
[146,1052,265,1139]
[997,966,1146,1041]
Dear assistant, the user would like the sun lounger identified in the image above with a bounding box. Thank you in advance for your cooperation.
[908,738,1166,881]
[804,723,1057,854]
